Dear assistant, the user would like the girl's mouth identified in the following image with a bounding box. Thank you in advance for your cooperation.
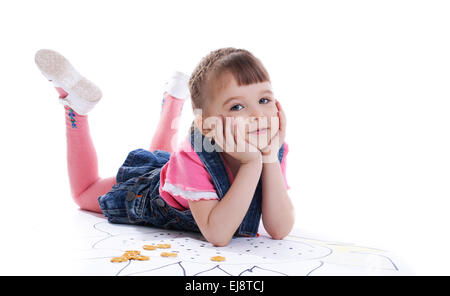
[249,128,268,135]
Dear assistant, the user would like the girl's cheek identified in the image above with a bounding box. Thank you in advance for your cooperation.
[267,103,278,114]
[270,126,278,138]
[270,115,280,136]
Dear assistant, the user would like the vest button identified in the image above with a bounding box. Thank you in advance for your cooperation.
[155,198,165,207]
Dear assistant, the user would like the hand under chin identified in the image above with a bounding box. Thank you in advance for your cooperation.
[246,132,272,151]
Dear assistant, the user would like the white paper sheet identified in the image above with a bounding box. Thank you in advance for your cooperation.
[71,211,410,276]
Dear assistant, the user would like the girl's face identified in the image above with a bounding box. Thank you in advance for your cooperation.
[199,71,279,151]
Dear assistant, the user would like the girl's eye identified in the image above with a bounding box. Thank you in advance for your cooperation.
[259,97,271,104]
[230,104,243,111]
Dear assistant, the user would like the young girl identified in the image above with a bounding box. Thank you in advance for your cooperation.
[35,47,294,247]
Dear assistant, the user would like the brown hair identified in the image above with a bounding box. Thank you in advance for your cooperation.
[188,47,271,133]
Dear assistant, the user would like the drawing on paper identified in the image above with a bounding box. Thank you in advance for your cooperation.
[73,212,409,276]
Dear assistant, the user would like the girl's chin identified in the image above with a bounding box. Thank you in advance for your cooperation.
[257,143,270,151]
[246,134,271,150]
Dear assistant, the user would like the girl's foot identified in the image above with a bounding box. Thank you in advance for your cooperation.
[164,71,190,100]
[35,49,102,115]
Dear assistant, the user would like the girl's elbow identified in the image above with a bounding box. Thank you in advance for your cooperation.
[209,237,231,247]
[269,222,294,240]
[212,239,231,247]
[204,232,232,247]
[270,231,287,240]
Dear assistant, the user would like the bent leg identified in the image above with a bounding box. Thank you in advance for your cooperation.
[149,92,186,153]
[75,176,116,213]
[64,105,116,212]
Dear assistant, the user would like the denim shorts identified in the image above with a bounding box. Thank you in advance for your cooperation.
[97,148,200,233]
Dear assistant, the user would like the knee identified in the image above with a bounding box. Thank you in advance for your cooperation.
[71,177,116,213]
[72,191,102,213]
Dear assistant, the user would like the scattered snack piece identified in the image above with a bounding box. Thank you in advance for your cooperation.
[110,256,128,263]
[143,245,157,251]
[156,244,171,249]
[123,250,141,259]
[123,253,138,260]
[136,255,150,261]
[124,250,141,255]
[111,250,145,263]
[160,252,178,257]
[210,256,226,262]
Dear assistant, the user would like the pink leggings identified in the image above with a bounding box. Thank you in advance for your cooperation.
[65,92,185,213]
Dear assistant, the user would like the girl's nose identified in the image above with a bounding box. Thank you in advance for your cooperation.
[248,116,267,130]
[250,117,262,124]
[249,109,264,121]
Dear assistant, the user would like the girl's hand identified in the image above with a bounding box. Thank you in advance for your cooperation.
[260,100,287,163]
[213,115,262,164]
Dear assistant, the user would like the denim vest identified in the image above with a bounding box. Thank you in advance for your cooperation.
[190,125,285,237]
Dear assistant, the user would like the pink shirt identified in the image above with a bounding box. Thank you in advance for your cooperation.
[159,136,290,211]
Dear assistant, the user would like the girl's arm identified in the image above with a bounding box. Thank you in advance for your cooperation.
[260,100,294,239]
[189,116,262,247]
[261,161,295,239]
[189,157,262,247]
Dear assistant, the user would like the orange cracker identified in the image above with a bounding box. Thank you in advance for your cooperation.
[111,256,128,263]
[143,245,157,250]
[123,250,142,260]
[124,254,138,260]
[136,255,150,261]
[160,252,178,257]
[156,244,171,249]
[210,256,226,262]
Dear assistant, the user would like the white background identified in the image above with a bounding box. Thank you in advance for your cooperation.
[0,0,449,275]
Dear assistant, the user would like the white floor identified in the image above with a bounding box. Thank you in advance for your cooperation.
[0,209,411,276]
